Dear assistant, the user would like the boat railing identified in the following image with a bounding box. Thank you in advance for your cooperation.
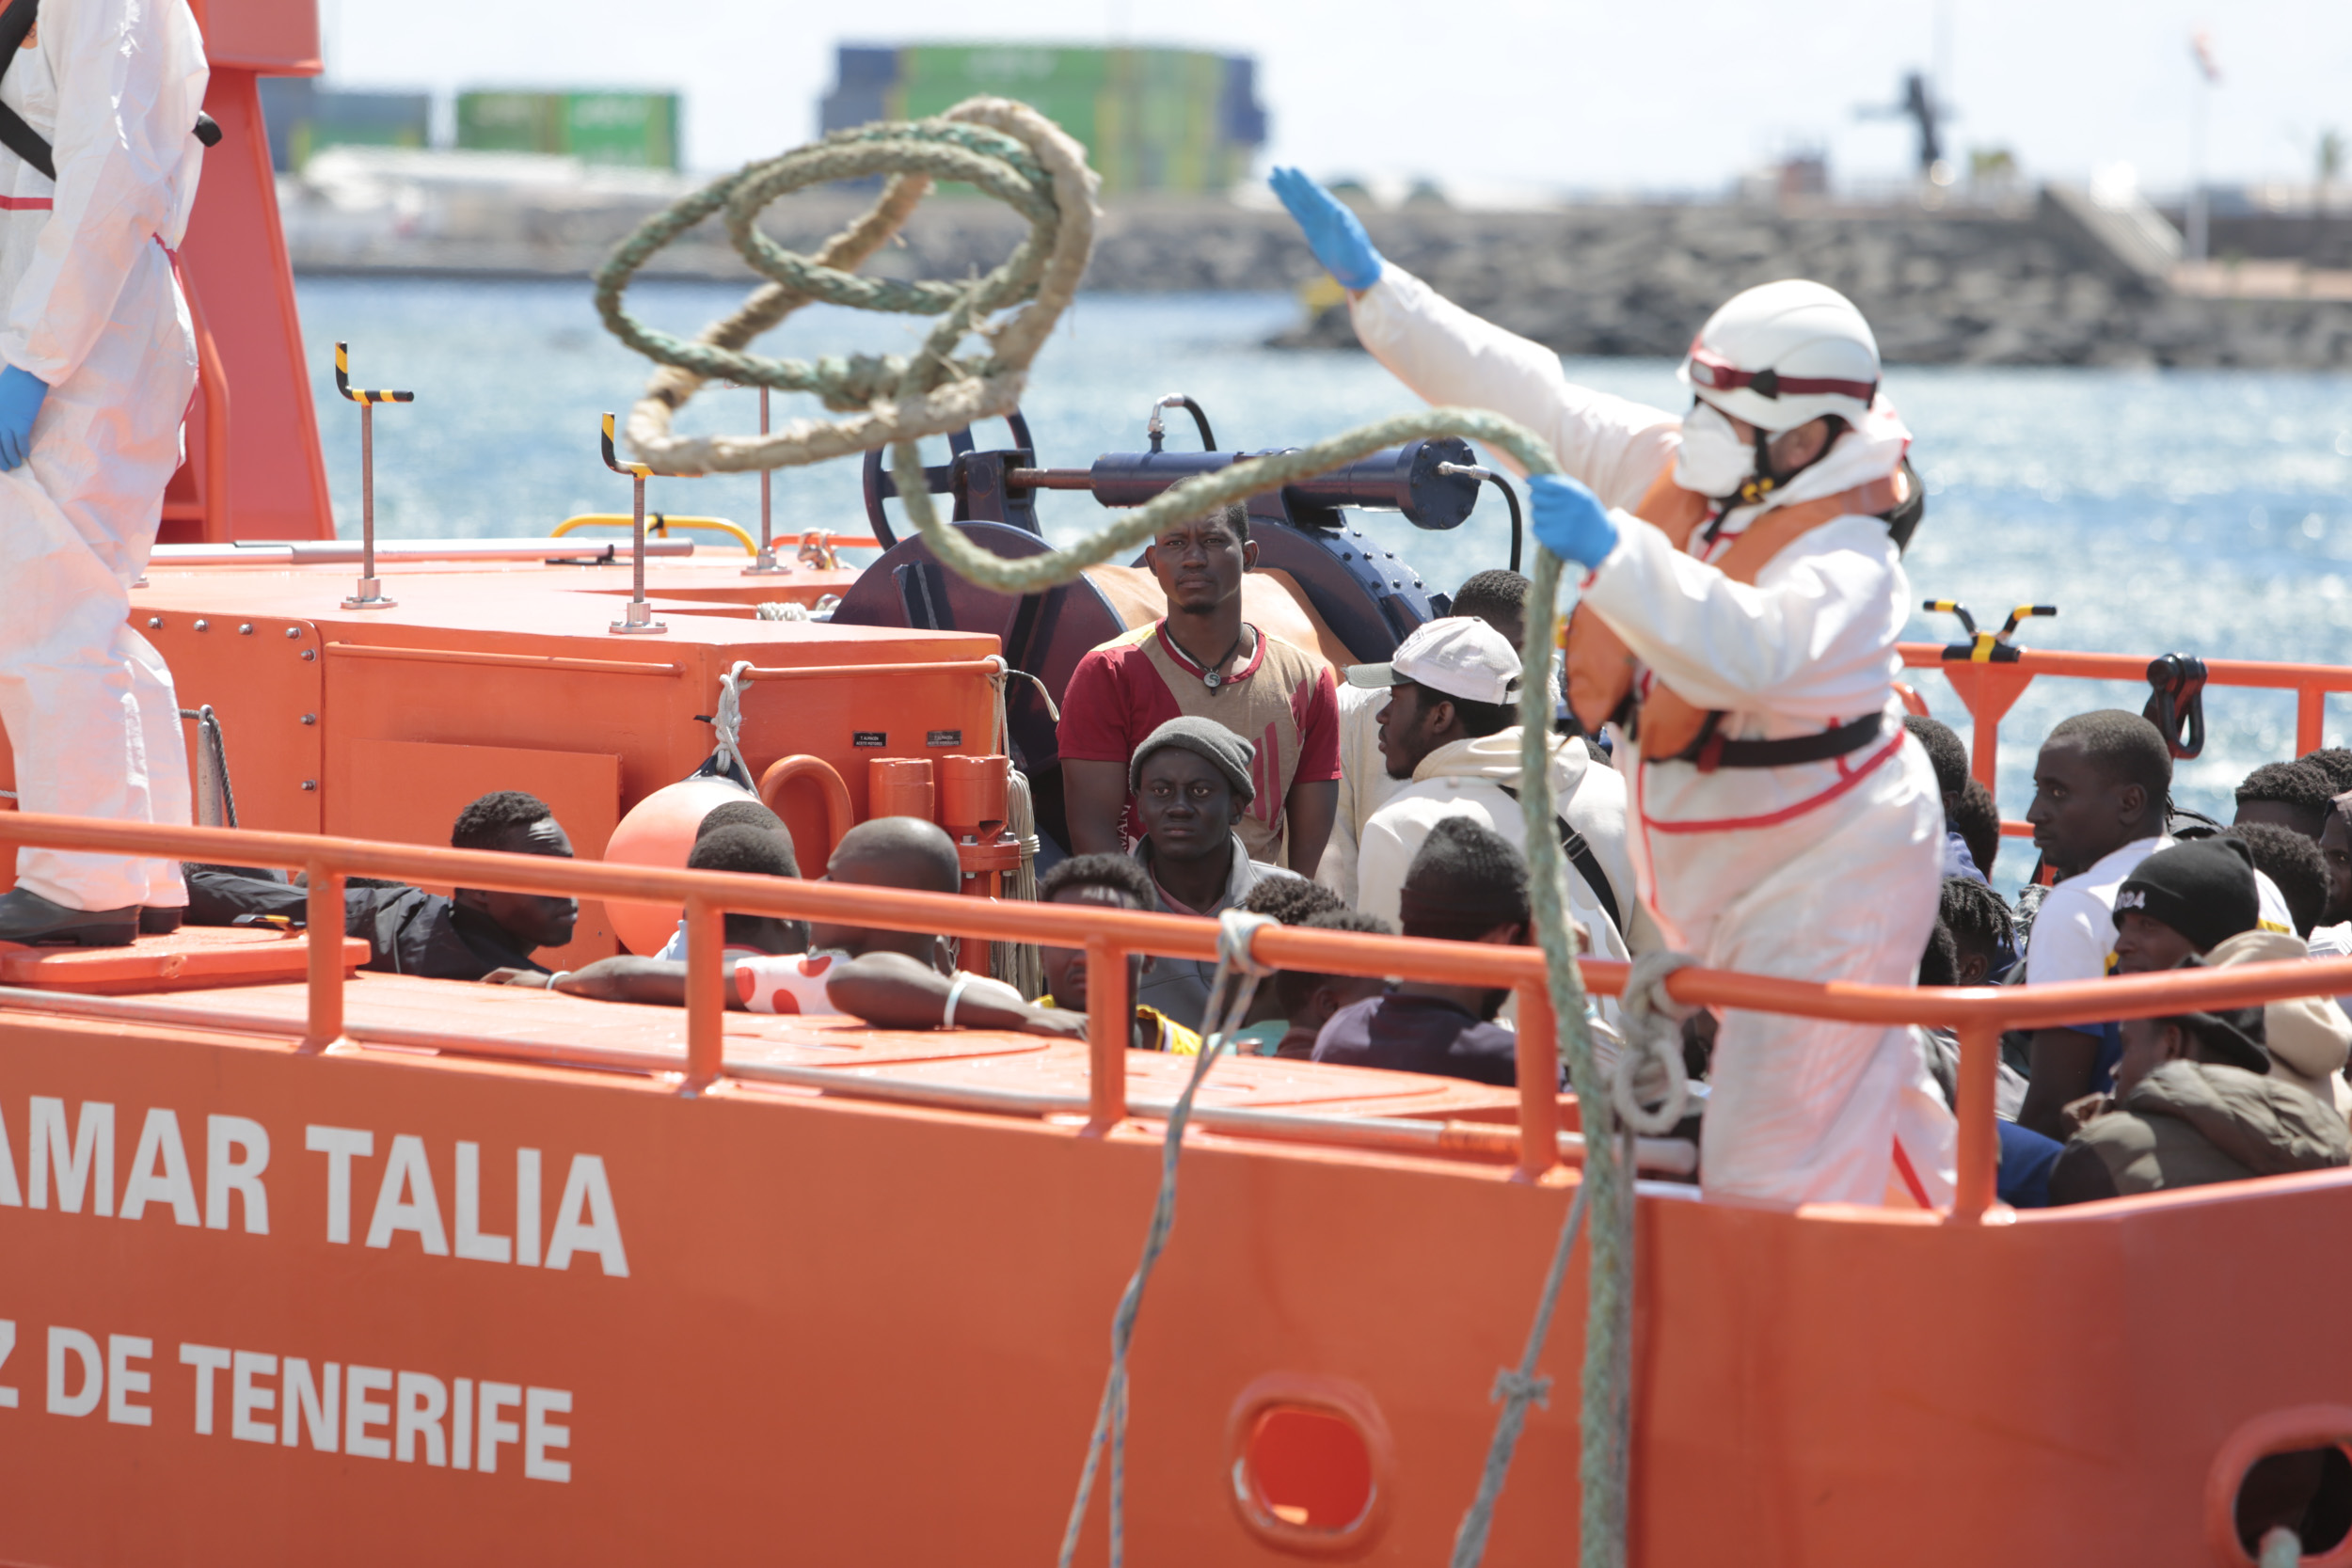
[4,809,2349,1221]
[1899,640,2352,840]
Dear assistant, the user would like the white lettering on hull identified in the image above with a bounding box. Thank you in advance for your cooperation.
[0,1101,623,1275]
[27,1323,576,1483]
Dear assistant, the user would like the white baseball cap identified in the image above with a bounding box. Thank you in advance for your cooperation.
[1345,617,1523,705]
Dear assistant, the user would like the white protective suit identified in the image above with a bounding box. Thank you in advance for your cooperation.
[0,0,208,911]
[1352,268,1953,1207]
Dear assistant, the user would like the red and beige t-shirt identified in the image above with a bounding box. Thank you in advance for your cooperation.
[1057,620,1342,864]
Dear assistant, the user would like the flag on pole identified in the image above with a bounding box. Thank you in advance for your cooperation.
[2189,28,2221,85]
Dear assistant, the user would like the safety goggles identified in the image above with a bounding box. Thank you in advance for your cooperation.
[1684,340,1877,404]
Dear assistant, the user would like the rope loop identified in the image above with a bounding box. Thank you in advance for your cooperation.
[594,99,1098,479]
[1614,950,1697,1137]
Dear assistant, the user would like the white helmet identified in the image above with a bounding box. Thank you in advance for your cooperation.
[1676,280,1881,432]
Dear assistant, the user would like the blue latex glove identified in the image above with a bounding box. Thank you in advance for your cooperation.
[0,364,47,471]
[1268,166,1384,292]
[1529,473,1620,568]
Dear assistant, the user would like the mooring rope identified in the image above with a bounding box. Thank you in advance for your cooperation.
[596,99,1630,1566]
[1056,910,1277,1568]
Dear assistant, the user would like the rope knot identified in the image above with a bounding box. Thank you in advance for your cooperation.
[1613,949,1697,1137]
[708,659,755,791]
[1216,909,1279,981]
[1488,1369,1551,1410]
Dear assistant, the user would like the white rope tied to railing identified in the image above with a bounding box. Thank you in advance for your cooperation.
[1057,911,1276,1568]
[710,660,754,788]
[1614,950,1697,1137]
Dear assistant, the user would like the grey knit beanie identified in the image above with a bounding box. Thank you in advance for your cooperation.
[1129,716,1256,804]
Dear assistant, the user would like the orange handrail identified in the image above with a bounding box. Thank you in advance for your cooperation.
[1899,641,2352,838]
[8,811,2352,1220]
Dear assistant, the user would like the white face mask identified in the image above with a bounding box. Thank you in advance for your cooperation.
[1674,400,1756,499]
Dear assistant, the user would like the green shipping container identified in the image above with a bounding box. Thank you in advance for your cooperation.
[879,44,1246,196]
[455,90,681,169]
[562,92,679,169]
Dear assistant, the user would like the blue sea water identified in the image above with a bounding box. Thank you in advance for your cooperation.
[297,276,2352,869]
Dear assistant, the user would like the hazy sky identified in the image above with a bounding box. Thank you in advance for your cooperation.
[326,0,2351,197]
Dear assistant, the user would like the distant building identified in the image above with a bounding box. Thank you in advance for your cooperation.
[456,91,682,170]
[257,79,431,172]
[820,44,1267,196]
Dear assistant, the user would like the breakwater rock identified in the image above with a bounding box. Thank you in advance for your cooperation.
[280,152,2352,369]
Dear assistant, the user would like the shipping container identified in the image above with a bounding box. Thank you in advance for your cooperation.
[257,78,432,172]
[456,90,682,169]
[819,43,1266,197]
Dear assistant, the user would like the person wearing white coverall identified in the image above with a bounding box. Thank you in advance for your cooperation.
[0,0,208,945]
[1274,169,1952,1207]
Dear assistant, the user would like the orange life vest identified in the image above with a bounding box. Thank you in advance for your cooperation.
[1564,464,1910,761]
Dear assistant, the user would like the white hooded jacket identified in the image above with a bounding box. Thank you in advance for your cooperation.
[1357,727,1649,960]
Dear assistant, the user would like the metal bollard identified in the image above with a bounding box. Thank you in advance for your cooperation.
[602,413,669,635]
[741,386,789,576]
[333,342,413,610]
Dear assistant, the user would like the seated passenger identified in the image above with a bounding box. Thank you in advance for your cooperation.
[1916,904,2053,1202]
[2048,949,2352,1204]
[1226,875,1350,1053]
[654,800,804,959]
[2234,759,2338,842]
[2014,711,2174,1139]
[2202,927,2352,1116]
[2299,747,2352,794]
[1351,617,1639,961]
[1031,853,1200,1053]
[1322,569,1531,905]
[1902,714,1983,882]
[491,820,804,999]
[1951,776,2003,879]
[186,789,578,980]
[736,817,1082,1036]
[2224,822,2329,940]
[2110,838,2262,975]
[1313,818,1537,1086]
[2310,791,2352,963]
[1125,717,1299,1030]
[1056,500,1340,874]
[1271,907,1394,1060]
[1939,874,2017,987]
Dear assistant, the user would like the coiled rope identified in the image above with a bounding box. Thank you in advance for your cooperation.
[596,100,1631,1567]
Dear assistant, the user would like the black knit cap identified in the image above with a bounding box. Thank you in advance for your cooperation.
[2157,955,2270,1074]
[1130,716,1255,804]
[1397,816,1530,928]
[2112,836,2260,953]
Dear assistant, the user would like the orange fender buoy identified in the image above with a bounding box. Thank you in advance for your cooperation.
[603,775,760,956]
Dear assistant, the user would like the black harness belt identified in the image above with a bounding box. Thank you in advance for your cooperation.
[1664,711,1886,771]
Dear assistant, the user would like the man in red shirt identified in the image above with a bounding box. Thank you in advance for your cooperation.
[1057,502,1341,873]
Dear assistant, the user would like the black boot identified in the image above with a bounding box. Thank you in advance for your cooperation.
[0,887,138,947]
[139,906,184,936]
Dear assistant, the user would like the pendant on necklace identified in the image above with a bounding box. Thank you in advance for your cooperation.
[1203,671,1222,689]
